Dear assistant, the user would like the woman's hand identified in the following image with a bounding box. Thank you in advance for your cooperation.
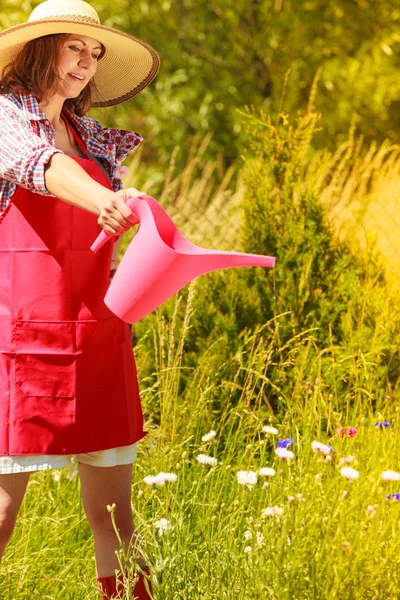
[97,188,146,234]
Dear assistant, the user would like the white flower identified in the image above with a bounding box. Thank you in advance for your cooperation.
[381,470,400,482]
[236,470,258,489]
[244,530,252,540]
[262,506,284,518]
[311,441,332,456]
[244,546,252,554]
[155,518,172,535]
[201,430,217,442]
[262,426,279,435]
[196,454,218,467]
[275,448,294,460]
[143,475,160,486]
[259,467,276,477]
[340,467,359,481]
[339,456,355,465]
[158,472,178,483]
[296,493,305,502]
[255,532,265,547]
[143,472,177,486]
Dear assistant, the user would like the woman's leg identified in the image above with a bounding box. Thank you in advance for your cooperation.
[0,472,30,560]
[78,463,140,577]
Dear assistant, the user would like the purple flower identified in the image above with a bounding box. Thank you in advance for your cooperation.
[277,438,294,449]
[305,381,311,388]
[374,422,390,429]
[386,493,400,501]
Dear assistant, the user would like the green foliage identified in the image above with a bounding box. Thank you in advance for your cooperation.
[2,0,400,171]
[132,104,400,419]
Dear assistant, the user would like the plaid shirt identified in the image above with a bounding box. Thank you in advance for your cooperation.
[0,91,143,220]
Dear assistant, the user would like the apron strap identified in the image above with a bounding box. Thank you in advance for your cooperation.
[61,113,90,159]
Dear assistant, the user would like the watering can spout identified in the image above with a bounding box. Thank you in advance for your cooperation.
[91,195,275,324]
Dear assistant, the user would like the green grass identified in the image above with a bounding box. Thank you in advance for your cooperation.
[1,297,399,599]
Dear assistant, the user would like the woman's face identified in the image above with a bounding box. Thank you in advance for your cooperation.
[56,33,102,98]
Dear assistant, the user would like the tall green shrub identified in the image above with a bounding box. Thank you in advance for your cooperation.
[175,106,400,400]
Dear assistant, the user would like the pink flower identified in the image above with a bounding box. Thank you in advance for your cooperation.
[336,427,357,438]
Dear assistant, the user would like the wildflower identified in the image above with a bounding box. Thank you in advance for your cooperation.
[275,447,294,460]
[340,467,359,481]
[262,426,278,435]
[196,454,218,467]
[343,490,348,498]
[255,532,265,547]
[381,471,400,482]
[325,455,332,462]
[237,471,258,489]
[305,381,311,388]
[259,467,276,477]
[288,496,295,504]
[107,503,116,513]
[262,506,284,518]
[277,438,294,448]
[262,482,269,489]
[296,493,305,502]
[339,456,355,465]
[374,422,390,429]
[386,395,391,400]
[161,472,178,483]
[201,430,217,442]
[244,530,252,540]
[342,541,350,552]
[386,493,400,501]
[244,546,252,554]
[52,471,61,482]
[311,441,333,456]
[322,516,328,524]
[155,518,172,535]
[143,472,177,486]
[367,505,376,517]
[336,427,357,438]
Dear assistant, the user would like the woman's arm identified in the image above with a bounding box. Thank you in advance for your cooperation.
[44,154,141,234]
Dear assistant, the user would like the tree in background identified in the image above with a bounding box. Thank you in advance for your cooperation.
[1,0,400,170]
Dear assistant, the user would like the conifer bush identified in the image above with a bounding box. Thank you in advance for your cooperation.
[135,105,400,419]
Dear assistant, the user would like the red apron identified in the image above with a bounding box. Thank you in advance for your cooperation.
[0,117,145,455]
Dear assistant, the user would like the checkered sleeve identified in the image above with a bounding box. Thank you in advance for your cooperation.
[0,98,63,199]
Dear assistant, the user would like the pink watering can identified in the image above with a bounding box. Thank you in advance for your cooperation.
[91,195,275,324]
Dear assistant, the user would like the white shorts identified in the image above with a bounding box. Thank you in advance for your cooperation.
[0,443,137,474]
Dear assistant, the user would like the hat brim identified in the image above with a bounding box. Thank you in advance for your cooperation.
[0,19,160,106]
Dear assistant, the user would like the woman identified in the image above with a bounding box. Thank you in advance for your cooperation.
[0,0,160,598]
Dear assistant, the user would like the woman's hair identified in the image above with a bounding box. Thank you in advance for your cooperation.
[0,34,105,116]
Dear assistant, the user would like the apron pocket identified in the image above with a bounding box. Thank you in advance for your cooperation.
[14,321,76,399]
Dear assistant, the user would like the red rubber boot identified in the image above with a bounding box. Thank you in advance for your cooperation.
[97,568,153,599]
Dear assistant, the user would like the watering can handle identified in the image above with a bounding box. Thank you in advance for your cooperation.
[90,197,141,253]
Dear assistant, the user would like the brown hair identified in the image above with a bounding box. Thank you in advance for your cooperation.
[0,34,105,116]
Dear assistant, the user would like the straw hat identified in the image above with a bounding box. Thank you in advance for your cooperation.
[0,0,160,106]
